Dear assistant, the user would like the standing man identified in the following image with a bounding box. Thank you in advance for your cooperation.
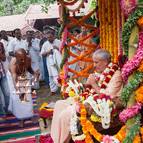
[0,30,13,61]
[41,30,62,95]
[39,26,50,86]
[0,30,13,71]
[0,42,10,116]
[7,28,28,58]
[26,30,41,89]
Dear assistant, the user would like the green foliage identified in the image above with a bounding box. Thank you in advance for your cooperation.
[0,0,56,16]
[60,47,69,69]
[122,8,143,56]
[123,115,141,143]
[121,71,143,106]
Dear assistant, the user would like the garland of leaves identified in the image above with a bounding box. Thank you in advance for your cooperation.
[122,8,143,56]
[121,71,143,106]
[60,46,69,69]
[123,114,141,143]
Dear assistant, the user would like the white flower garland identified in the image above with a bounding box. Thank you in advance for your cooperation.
[65,79,83,96]
[84,96,112,129]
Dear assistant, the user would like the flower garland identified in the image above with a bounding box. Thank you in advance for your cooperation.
[80,104,103,143]
[94,63,118,90]
[101,135,120,143]
[70,104,143,143]
[84,95,113,129]
[121,31,143,82]
[119,103,142,123]
[120,0,137,17]
[122,114,141,143]
[121,71,143,105]
[122,8,143,56]
[64,63,118,99]
[135,86,143,104]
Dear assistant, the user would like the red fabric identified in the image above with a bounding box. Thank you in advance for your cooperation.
[74,141,85,143]
[39,109,53,118]
[39,134,53,143]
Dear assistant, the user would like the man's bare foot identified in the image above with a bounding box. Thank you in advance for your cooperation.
[19,120,24,128]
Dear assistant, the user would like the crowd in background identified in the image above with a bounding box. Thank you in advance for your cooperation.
[0,26,62,126]
[0,25,96,127]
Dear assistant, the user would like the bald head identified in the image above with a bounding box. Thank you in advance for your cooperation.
[15,48,27,56]
[93,49,111,73]
[15,48,27,64]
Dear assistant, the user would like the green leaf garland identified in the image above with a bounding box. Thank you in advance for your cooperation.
[122,8,143,56]
[121,71,143,105]
[60,46,69,69]
[123,114,141,143]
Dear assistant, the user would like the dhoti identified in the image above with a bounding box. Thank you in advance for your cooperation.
[7,71,33,119]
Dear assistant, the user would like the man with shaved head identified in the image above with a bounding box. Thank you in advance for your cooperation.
[7,48,39,127]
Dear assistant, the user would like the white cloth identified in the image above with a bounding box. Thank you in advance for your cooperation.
[1,37,13,58]
[2,60,9,73]
[7,38,28,54]
[7,71,33,119]
[40,39,62,77]
[28,38,41,71]
[40,39,62,92]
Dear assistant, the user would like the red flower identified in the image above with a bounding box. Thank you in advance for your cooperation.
[101,84,106,89]
[109,71,114,75]
[104,77,110,82]
[112,65,118,70]
[57,76,62,84]
[74,140,86,143]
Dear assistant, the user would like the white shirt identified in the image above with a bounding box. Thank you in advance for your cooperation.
[28,38,40,71]
[7,38,28,53]
[40,39,62,76]
[0,36,13,57]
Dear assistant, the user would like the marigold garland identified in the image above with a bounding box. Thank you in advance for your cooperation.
[78,104,143,143]
[98,0,120,63]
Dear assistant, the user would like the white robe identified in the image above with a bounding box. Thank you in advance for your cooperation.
[41,40,62,92]
[7,71,33,119]
[41,39,62,77]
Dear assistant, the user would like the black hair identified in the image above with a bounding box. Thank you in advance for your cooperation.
[13,28,21,34]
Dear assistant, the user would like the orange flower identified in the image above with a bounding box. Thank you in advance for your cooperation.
[137,16,143,27]
[133,135,141,143]
[135,86,143,104]
[138,60,143,72]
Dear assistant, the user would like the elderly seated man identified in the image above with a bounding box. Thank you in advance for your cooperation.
[51,49,123,143]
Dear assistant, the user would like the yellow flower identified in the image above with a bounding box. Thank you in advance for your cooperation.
[90,114,101,122]
[69,90,75,97]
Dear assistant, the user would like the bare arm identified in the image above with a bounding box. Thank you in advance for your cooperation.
[9,58,17,88]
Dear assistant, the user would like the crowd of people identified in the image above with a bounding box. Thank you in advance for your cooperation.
[0,26,62,127]
[0,24,123,143]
